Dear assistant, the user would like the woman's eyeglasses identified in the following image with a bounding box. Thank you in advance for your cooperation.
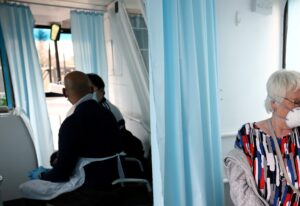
[280,96,300,107]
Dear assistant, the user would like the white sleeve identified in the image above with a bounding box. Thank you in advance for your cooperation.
[106,100,124,122]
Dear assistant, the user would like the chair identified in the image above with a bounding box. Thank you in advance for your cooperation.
[111,156,153,206]
[112,155,152,192]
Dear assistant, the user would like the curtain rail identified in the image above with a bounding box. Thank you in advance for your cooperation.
[6,0,106,12]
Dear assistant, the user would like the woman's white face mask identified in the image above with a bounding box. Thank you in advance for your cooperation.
[285,107,300,128]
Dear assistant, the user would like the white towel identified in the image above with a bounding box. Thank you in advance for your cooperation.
[19,153,124,200]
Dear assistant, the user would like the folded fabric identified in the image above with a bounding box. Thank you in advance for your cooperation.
[19,153,124,200]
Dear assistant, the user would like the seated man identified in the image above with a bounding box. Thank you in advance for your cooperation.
[86,74,153,182]
[24,71,123,204]
[87,73,145,159]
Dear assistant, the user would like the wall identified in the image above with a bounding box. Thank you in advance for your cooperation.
[216,0,285,205]
[217,0,285,168]
[217,0,285,154]
[217,0,284,135]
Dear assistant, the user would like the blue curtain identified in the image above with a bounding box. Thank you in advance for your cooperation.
[70,11,108,91]
[147,0,224,205]
[0,3,54,167]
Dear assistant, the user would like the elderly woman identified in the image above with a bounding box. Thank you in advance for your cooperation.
[225,70,300,206]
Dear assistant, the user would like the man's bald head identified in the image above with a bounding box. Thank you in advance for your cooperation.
[63,71,92,104]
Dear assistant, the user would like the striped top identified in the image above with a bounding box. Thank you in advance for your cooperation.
[235,123,300,206]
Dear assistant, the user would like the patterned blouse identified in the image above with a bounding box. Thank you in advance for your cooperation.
[235,123,300,206]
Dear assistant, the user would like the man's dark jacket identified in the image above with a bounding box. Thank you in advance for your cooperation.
[41,99,122,189]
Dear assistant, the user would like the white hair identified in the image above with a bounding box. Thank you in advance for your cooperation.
[265,70,300,113]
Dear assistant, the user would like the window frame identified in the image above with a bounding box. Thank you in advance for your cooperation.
[282,1,288,69]
[0,24,14,109]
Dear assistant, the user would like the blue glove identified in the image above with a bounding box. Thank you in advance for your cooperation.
[28,166,50,180]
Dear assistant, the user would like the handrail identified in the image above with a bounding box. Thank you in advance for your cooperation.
[221,132,236,138]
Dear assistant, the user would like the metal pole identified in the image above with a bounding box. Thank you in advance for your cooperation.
[48,42,52,83]
[63,53,66,77]
[54,40,61,82]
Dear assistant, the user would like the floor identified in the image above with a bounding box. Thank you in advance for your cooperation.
[3,186,153,206]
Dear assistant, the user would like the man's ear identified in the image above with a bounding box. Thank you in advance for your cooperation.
[100,88,105,96]
[62,88,67,97]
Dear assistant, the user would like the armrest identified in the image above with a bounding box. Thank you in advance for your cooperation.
[124,157,144,172]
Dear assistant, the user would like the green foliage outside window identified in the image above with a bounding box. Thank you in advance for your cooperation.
[0,94,6,106]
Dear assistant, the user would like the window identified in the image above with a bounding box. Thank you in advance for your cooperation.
[129,14,148,71]
[34,26,74,150]
[34,27,75,93]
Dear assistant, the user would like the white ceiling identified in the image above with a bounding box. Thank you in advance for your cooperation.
[7,0,141,27]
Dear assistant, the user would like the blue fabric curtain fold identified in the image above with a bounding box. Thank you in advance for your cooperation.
[0,3,54,167]
[70,11,108,92]
[148,0,224,205]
